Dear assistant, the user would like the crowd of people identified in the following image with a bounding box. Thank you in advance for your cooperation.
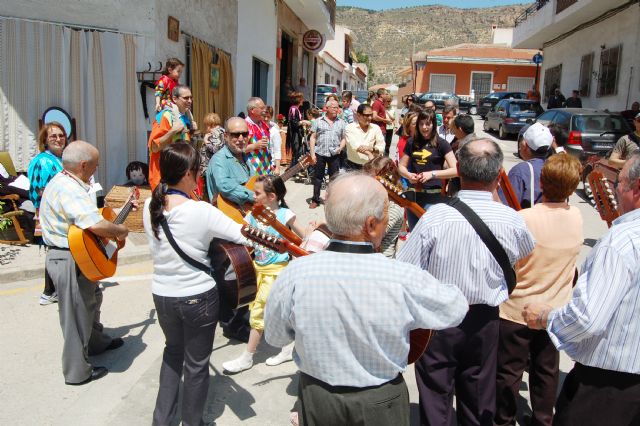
[24,56,640,426]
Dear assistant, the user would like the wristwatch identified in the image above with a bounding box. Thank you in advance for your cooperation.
[431,171,437,180]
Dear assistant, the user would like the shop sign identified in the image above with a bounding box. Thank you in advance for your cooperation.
[302,30,324,52]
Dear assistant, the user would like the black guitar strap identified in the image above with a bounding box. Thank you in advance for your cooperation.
[446,198,517,294]
[160,218,212,275]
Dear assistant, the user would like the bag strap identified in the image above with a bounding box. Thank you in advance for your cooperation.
[447,198,517,294]
[159,217,211,274]
[526,161,535,206]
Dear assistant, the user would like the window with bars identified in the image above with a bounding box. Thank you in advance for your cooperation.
[578,53,593,97]
[597,45,621,97]
[543,64,562,102]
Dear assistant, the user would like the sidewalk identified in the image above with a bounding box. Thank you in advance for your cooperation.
[0,233,151,284]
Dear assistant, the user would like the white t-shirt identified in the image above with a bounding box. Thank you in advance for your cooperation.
[143,198,246,297]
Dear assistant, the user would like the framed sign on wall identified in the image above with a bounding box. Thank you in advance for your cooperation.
[168,16,180,42]
[210,64,220,93]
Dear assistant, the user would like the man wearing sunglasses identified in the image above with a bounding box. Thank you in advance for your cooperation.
[344,104,385,170]
[148,85,198,189]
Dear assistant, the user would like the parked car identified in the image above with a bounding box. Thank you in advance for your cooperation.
[483,99,543,139]
[533,108,632,162]
[314,84,339,108]
[477,91,527,118]
[415,92,477,114]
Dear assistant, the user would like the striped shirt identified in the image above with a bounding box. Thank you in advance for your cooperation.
[40,171,102,249]
[397,190,535,306]
[547,208,640,374]
[264,245,468,387]
[311,115,345,157]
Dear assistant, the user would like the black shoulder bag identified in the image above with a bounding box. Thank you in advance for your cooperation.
[447,198,517,294]
[159,217,213,276]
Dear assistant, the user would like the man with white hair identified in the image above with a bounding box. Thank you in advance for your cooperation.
[244,97,272,175]
[39,141,133,385]
[507,122,552,208]
[265,173,468,425]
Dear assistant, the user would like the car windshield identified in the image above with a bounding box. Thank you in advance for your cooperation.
[573,115,629,132]
[486,93,501,99]
[316,86,336,94]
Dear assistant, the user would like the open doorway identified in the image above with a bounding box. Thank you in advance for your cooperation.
[279,31,294,115]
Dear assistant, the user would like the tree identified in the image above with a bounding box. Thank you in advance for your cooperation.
[355,50,375,82]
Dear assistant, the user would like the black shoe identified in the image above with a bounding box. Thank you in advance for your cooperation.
[106,337,124,351]
[65,366,108,385]
[223,328,250,343]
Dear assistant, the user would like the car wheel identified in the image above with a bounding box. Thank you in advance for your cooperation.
[469,106,477,115]
[483,120,490,132]
[498,125,507,139]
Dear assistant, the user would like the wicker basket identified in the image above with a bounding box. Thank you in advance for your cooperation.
[104,185,152,233]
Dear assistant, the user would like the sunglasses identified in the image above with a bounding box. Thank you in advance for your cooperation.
[228,131,249,138]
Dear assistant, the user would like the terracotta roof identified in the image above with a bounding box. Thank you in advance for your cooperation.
[421,43,540,61]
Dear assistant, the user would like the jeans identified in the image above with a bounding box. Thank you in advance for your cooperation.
[152,287,219,426]
[312,153,341,203]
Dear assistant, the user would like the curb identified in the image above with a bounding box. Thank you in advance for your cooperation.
[0,249,151,284]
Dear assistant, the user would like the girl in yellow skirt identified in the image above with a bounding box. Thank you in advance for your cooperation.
[222,175,306,373]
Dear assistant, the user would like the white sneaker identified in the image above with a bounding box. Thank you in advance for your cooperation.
[222,353,254,373]
[266,344,293,366]
[39,293,58,306]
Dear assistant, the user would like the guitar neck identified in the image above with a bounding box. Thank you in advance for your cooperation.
[282,240,309,257]
[499,170,522,211]
[268,220,303,246]
[280,163,303,182]
[113,200,134,225]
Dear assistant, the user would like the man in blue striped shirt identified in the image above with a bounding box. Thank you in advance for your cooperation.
[397,138,535,426]
[524,153,640,425]
[265,173,468,426]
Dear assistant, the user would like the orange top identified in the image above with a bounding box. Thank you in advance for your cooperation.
[147,110,191,190]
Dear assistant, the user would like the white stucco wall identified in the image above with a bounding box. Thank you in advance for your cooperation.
[539,5,640,111]
[235,0,277,113]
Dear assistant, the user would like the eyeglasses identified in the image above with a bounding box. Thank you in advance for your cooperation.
[178,96,193,100]
[48,134,66,140]
[228,131,249,138]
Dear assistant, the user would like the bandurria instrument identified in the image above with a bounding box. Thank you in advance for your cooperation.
[250,204,303,246]
[217,154,313,223]
[375,176,427,218]
[68,187,139,281]
[587,170,620,227]
[242,220,431,364]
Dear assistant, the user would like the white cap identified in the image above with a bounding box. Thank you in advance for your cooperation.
[523,122,553,151]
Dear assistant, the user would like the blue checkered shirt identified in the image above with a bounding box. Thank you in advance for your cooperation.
[40,172,102,248]
[397,190,535,306]
[264,246,468,387]
[311,115,345,158]
[547,208,640,374]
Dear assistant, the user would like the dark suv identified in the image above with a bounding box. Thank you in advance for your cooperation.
[416,92,477,114]
[477,91,527,118]
[534,108,632,161]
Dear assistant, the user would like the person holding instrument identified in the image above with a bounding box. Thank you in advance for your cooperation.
[143,142,246,426]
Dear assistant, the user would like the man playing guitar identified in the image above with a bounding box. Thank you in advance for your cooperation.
[39,141,135,385]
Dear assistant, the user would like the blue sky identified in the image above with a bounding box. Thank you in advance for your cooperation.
[336,0,532,9]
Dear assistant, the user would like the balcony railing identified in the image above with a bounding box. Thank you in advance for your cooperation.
[556,0,578,14]
[515,0,550,26]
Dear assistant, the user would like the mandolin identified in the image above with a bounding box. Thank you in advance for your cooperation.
[218,154,313,223]
[250,204,303,246]
[498,170,522,211]
[68,187,139,281]
[375,176,427,218]
[587,170,620,227]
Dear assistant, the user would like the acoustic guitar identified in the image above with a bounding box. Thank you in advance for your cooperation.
[208,239,257,309]
[217,154,313,223]
[498,170,522,211]
[587,170,620,227]
[241,221,432,364]
[68,187,139,281]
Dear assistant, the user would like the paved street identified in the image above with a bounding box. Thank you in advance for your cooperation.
[0,117,609,425]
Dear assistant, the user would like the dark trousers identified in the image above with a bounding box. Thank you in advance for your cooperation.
[298,372,409,426]
[345,159,363,171]
[152,287,219,426]
[384,130,393,156]
[312,153,340,203]
[553,363,640,426]
[416,304,499,426]
[495,319,559,426]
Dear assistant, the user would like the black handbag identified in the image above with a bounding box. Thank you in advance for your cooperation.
[446,198,517,294]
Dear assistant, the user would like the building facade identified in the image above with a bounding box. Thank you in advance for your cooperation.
[513,0,640,111]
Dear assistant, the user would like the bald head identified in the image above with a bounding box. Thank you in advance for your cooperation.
[325,173,387,238]
[457,138,503,185]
